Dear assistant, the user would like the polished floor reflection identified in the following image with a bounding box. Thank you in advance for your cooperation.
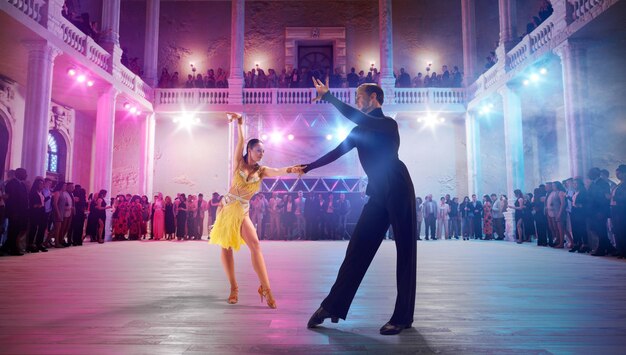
[1,240,625,354]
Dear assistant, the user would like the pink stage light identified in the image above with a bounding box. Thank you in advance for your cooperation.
[326,134,333,140]
[76,74,86,83]
[261,134,268,140]
[67,68,76,76]
[129,107,137,114]
[270,132,283,142]
[123,102,131,110]
[86,80,94,87]
[287,134,295,141]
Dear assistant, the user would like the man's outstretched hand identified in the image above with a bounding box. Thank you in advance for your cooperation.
[311,77,330,103]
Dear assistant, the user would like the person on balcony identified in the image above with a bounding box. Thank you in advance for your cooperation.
[209,113,304,309]
[303,79,417,335]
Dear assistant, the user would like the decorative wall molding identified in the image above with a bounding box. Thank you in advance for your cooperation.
[284,27,346,74]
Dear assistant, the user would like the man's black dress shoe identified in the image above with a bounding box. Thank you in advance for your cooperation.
[307,307,339,328]
[379,322,412,335]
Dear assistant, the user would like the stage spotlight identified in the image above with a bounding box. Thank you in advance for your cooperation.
[523,79,530,86]
[418,113,443,128]
[261,134,268,140]
[270,132,283,142]
[539,67,548,75]
[287,134,295,141]
[530,73,540,82]
[129,106,137,114]
[326,134,333,140]
[136,111,142,116]
[123,102,131,110]
[177,113,198,127]
[76,74,86,83]
[86,80,94,87]
[67,68,76,76]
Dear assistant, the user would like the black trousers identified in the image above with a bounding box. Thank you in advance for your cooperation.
[571,209,588,246]
[473,216,483,239]
[70,212,86,245]
[589,213,610,253]
[611,208,625,256]
[535,214,549,245]
[6,215,27,252]
[321,193,416,325]
[424,215,436,239]
[28,209,46,247]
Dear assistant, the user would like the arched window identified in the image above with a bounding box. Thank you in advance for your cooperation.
[47,133,58,173]
[47,130,66,179]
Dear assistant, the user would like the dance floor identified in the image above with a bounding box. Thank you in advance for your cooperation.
[1,239,625,354]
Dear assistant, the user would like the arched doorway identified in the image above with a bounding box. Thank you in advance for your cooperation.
[47,130,67,181]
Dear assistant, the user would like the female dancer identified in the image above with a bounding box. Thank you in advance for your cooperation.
[209,112,304,308]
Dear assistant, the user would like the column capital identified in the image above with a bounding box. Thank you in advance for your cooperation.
[553,39,586,59]
[21,40,62,59]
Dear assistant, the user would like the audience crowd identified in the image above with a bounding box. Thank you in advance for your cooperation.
[2,164,624,260]
[156,64,464,89]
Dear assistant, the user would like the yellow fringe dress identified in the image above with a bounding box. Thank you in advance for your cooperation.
[209,168,262,251]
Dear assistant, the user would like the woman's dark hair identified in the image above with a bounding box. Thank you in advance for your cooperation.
[463,196,470,203]
[53,180,64,192]
[514,189,523,198]
[553,181,566,192]
[242,138,263,179]
[98,189,107,199]
[483,194,491,202]
[30,178,44,195]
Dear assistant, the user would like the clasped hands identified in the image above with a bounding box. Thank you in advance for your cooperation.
[226,112,243,125]
[288,165,307,177]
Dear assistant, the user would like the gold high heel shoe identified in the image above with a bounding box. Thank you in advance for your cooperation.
[258,285,277,309]
[227,286,239,304]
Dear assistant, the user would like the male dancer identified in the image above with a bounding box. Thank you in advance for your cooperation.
[303,78,416,335]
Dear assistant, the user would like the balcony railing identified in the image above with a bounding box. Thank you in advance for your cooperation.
[154,87,467,108]
[3,0,151,103]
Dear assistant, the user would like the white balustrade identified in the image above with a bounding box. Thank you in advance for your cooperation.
[7,0,44,24]
[529,19,554,52]
[394,89,428,104]
[277,88,313,104]
[198,89,229,104]
[85,37,111,72]
[507,37,529,71]
[60,20,86,53]
[571,0,602,20]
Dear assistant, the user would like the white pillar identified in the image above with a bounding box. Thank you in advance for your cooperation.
[228,0,245,106]
[378,0,395,104]
[554,40,590,178]
[143,0,160,87]
[461,0,477,84]
[497,0,517,51]
[145,113,156,196]
[21,40,61,178]
[498,85,524,198]
[94,87,119,194]
[465,111,481,195]
[101,0,121,47]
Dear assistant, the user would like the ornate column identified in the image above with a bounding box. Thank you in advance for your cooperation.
[497,0,517,51]
[94,87,119,194]
[554,40,590,178]
[228,0,245,106]
[144,113,156,196]
[461,0,477,83]
[21,40,61,178]
[378,0,395,104]
[143,0,160,87]
[101,0,122,73]
[101,0,121,47]
[498,85,524,197]
[465,111,481,195]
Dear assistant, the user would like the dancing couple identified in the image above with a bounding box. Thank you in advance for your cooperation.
[210,79,417,335]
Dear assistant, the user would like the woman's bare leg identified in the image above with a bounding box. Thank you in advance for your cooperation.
[220,248,237,289]
[240,217,271,290]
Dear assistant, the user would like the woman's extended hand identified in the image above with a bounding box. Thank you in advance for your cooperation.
[288,165,307,176]
[226,112,243,125]
[311,77,330,103]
